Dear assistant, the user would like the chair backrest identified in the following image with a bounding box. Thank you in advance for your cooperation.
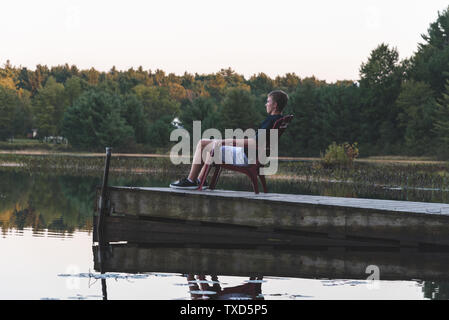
[272,114,294,139]
[261,115,293,159]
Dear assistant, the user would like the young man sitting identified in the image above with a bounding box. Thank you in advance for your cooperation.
[169,90,288,189]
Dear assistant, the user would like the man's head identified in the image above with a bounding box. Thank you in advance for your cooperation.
[267,90,289,113]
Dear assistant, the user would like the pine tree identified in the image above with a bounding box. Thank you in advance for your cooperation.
[433,80,449,151]
[410,5,449,96]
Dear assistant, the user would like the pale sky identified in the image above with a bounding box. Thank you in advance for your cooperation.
[1,0,448,82]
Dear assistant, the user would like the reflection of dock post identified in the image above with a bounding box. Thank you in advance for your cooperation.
[97,147,112,246]
[97,147,111,300]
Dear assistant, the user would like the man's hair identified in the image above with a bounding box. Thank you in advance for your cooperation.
[268,90,289,111]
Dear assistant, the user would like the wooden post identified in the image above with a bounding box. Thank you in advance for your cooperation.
[97,147,112,245]
[96,147,111,300]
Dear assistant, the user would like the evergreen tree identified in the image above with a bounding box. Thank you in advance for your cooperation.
[248,73,275,97]
[121,93,147,144]
[359,43,404,153]
[50,64,73,83]
[218,87,262,134]
[206,73,227,100]
[433,80,449,157]
[132,84,180,123]
[32,76,68,137]
[409,6,449,96]
[0,86,20,140]
[145,114,177,148]
[179,96,219,136]
[17,67,32,92]
[275,72,301,93]
[62,88,134,149]
[396,80,436,155]
[282,79,320,156]
[64,76,88,106]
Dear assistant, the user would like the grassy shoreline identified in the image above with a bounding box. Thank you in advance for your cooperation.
[0,139,445,163]
[1,149,448,190]
[0,148,445,164]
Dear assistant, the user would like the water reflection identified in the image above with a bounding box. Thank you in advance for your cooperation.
[2,169,449,299]
[92,217,449,300]
[0,171,98,233]
[423,282,449,300]
[0,170,180,234]
[186,275,264,300]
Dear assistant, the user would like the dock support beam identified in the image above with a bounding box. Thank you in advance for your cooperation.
[97,147,112,245]
[97,147,111,300]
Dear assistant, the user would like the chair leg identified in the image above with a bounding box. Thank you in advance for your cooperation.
[198,163,212,190]
[259,175,267,193]
[244,167,260,194]
[250,174,259,194]
[210,166,222,190]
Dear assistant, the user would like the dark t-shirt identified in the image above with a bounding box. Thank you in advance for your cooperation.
[255,114,283,144]
[246,114,282,160]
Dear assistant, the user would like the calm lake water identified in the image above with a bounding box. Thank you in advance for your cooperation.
[1,169,448,300]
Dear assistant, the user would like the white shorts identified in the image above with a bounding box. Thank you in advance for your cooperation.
[220,146,249,166]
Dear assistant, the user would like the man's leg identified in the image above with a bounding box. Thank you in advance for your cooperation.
[190,138,255,181]
[170,139,217,189]
[188,139,214,181]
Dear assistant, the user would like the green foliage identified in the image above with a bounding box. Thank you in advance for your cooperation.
[321,142,359,168]
[218,87,263,133]
[132,84,180,147]
[396,80,437,155]
[275,73,301,93]
[121,93,147,144]
[360,43,401,87]
[433,80,449,158]
[132,84,180,122]
[32,76,68,137]
[62,88,134,150]
[359,43,404,153]
[179,96,219,135]
[280,79,362,156]
[146,114,177,148]
[409,6,449,96]
[64,76,88,105]
[0,85,31,140]
[248,73,275,96]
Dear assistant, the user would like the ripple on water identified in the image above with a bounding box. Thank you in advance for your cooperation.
[0,227,90,239]
[189,290,217,295]
[57,272,150,280]
[243,279,267,284]
[321,279,368,287]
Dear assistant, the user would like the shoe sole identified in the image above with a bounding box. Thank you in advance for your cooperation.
[169,185,209,190]
[169,185,199,190]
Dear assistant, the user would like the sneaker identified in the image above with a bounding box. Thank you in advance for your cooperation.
[169,177,198,190]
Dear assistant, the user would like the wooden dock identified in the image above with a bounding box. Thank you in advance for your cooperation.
[95,186,449,247]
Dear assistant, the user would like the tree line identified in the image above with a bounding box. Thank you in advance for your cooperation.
[1,6,449,158]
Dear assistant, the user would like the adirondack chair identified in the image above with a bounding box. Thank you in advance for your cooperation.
[198,115,293,194]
